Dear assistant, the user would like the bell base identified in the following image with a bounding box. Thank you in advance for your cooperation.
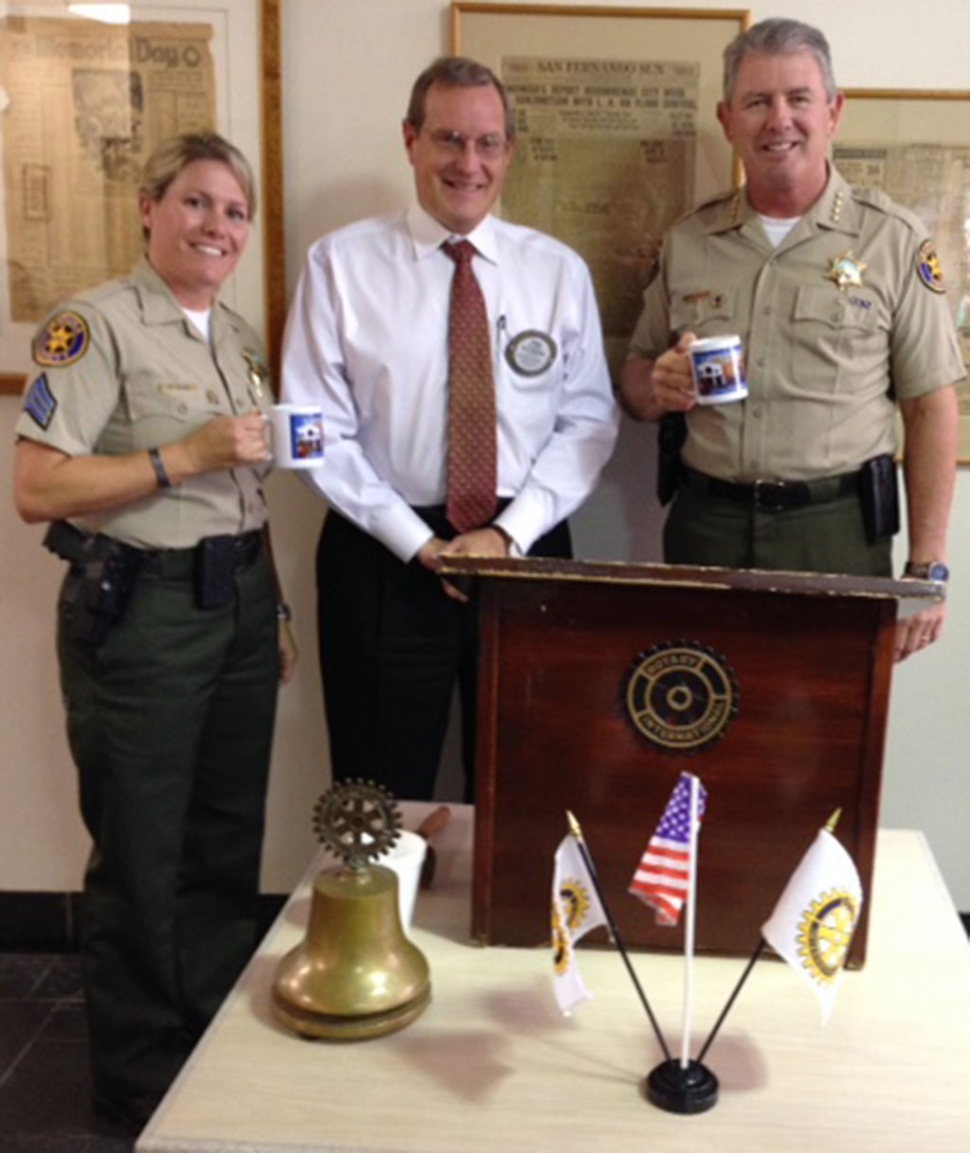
[645,1058,719,1114]
[272,983,431,1041]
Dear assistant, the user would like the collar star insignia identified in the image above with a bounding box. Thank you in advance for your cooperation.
[825,251,867,291]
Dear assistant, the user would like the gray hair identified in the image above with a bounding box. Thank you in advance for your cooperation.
[405,56,516,140]
[722,19,838,103]
[139,132,257,226]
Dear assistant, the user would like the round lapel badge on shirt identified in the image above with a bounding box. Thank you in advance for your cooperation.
[33,311,90,367]
[505,329,557,377]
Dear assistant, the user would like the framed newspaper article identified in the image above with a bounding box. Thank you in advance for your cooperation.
[838,89,970,462]
[0,0,284,395]
[451,3,750,372]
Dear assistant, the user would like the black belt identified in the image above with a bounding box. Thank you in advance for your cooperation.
[681,466,861,512]
[139,530,264,579]
[44,520,263,579]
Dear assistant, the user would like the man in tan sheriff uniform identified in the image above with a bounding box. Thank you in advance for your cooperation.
[620,18,962,662]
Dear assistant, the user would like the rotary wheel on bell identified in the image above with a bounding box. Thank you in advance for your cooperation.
[312,780,401,869]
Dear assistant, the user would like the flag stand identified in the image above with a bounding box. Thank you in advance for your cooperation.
[645,1056,719,1114]
[643,775,718,1114]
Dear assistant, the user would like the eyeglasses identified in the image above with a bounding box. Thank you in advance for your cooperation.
[425,129,509,160]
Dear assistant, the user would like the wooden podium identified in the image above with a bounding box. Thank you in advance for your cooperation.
[441,557,940,966]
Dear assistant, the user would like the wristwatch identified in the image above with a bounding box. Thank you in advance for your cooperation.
[903,561,950,582]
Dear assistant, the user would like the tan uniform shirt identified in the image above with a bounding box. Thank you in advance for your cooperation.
[628,166,965,482]
[16,258,272,549]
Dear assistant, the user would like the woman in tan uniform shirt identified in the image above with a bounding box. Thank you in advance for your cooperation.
[13,132,294,1134]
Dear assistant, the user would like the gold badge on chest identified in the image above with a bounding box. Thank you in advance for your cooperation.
[825,251,867,292]
[243,349,270,401]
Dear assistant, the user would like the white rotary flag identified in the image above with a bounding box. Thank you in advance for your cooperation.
[551,835,608,1014]
[762,828,864,1025]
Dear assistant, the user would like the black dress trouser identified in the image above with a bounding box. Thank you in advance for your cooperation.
[316,507,571,803]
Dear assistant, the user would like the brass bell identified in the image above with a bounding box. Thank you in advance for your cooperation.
[272,782,431,1040]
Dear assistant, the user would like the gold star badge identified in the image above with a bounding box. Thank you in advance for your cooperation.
[243,349,270,401]
[825,251,867,291]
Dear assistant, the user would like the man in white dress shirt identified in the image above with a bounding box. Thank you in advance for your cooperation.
[282,57,617,801]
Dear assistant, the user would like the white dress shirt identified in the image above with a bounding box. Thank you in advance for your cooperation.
[282,204,618,561]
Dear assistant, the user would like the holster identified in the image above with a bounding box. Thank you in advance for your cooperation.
[44,521,143,647]
[656,413,687,507]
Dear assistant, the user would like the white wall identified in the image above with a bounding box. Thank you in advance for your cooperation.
[2,0,968,907]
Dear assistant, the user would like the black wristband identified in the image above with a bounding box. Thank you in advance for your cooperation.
[148,447,172,489]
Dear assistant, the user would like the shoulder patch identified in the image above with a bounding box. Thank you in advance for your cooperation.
[916,240,946,294]
[33,311,90,368]
[23,373,57,429]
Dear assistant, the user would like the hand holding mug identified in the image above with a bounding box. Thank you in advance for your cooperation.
[652,332,699,413]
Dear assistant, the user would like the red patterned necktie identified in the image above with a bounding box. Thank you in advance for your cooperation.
[443,239,497,533]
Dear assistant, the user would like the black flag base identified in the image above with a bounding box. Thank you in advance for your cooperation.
[645,1058,719,1114]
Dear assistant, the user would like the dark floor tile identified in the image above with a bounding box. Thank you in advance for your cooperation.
[0,1015,94,1139]
[32,955,84,1002]
[86,1137,136,1153]
[39,1001,88,1042]
[0,1138,98,1152]
[0,1002,53,1076]
[0,955,54,1000]
[0,1139,133,1153]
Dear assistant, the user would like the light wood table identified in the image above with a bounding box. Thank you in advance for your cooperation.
[138,805,970,1153]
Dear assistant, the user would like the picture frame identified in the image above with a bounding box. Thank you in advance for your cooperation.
[451,3,750,372]
[0,0,284,397]
[837,89,970,462]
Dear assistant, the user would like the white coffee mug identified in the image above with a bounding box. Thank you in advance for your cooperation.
[378,831,427,935]
[268,404,324,468]
[688,335,748,406]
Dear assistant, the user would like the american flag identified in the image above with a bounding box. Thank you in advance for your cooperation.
[629,772,707,926]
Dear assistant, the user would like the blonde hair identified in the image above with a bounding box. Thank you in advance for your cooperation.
[139,132,256,233]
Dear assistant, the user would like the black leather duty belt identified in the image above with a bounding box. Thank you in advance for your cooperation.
[681,466,861,513]
[139,530,264,579]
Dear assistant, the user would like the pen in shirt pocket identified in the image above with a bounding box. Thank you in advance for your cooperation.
[495,313,508,360]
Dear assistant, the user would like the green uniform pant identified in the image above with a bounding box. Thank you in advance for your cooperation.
[57,550,278,1117]
[663,485,893,576]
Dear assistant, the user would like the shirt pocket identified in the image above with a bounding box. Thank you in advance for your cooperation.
[790,286,884,393]
[494,324,565,448]
[125,379,222,448]
[669,290,738,339]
